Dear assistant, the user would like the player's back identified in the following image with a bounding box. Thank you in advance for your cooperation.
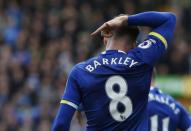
[148,87,191,131]
[52,11,177,131]
[75,50,152,130]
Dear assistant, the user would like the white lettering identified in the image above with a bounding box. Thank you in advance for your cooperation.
[160,97,165,103]
[94,60,101,69]
[174,108,180,114]
[123,57,131,65]
[86,65,94,72]
[149,93,180,115]
[155,95,161,102]
[165,98,170,105]
[118,57,123,64]
[149,94,154,101]
[111,58,117,64]
[170,103,175,110]
[129,60,138,68]
[85,57,139,72]
[103,58,109,65]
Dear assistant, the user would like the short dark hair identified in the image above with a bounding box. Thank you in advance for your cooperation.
[114,25,139,42]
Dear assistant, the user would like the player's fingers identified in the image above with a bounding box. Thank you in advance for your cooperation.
[90,23,111,36]
[90,23,107,36]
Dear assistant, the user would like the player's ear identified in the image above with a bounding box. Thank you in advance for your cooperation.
[102,30,113,45]
[101,30,113,38]
[103,37,108,45]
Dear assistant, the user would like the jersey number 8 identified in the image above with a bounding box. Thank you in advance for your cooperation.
[105,75,133,122]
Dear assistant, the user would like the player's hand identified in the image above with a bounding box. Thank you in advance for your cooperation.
[91,15,128,37]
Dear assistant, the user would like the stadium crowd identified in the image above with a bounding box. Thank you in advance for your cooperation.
[0,0,190,130]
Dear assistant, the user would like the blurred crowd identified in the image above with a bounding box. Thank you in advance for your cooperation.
[0,0,190,131]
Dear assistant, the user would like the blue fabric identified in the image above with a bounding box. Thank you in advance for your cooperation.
[52,105,76,131]
[128,12,176,65]
[148,87,191,131]
[128,11,176,44]
[61,50,152,131]
[52,11,176,131]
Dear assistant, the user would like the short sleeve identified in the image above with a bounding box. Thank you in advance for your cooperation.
[132,32,167,65]
[177,102,191,130]
[61,67,82,110]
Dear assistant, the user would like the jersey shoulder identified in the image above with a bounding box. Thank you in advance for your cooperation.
[69,60,95,81]
[128,34,166,66]
[68,62,87,79]
[73,56,98,71]
[150,87,176,102]
[149,87,185,115]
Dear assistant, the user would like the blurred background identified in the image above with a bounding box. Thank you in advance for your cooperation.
[0,0,190,131]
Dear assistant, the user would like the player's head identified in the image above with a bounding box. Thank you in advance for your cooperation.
[103,25,139,51]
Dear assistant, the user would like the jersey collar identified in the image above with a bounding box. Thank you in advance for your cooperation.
[101,50,126,54]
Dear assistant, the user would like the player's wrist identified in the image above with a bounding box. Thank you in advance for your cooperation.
[118,15,128,26]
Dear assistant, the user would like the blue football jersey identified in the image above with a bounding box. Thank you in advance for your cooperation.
[148,87,191,131]
[62,33,167,131]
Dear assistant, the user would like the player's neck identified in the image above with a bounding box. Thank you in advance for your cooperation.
[105,39,131,52]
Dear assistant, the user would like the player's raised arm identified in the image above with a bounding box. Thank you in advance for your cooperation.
[127,11,176,47]
[52,67,82,131]
[91,12,176,65]
[127,12,176,65]
[91,11,176,46]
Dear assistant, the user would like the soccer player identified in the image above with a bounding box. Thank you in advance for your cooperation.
[148,71,191,131]
[52,11,176,131]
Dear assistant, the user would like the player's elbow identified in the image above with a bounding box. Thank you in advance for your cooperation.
[169,13,176,21]
[164,12,176,29]
[167,12,176,23]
